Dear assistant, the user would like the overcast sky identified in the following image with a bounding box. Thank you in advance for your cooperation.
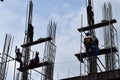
[0,0,120,80]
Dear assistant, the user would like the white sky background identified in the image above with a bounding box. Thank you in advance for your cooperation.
[0,0,120,80]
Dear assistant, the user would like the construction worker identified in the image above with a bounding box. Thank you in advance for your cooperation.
[84,33,99,57]
[28,24,34,42]
[87,1,94,26]
[27,51,39,68]
[15,46,23,71]
[15,46,22,62]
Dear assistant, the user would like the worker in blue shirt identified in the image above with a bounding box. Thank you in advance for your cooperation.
[84,33,99,57]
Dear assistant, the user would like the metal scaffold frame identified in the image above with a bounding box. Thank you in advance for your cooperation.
[21,1,33,80]
[12,1,57,80]
[41,20,57,80]
[61,0,120,80]
[77,1,120,80]
[103,2,120,71]
[0,34,14,80]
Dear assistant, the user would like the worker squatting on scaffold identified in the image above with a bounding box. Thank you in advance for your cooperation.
[26,51,39,69]
[84,32,99,57]
[18,51,40,70]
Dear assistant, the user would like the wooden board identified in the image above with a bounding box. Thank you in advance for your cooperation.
[75,47,118,61]
[17,61,50,72]
[21,37,52,47]
[78,19,117,32]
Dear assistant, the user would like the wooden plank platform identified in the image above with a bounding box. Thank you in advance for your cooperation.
[21,37,52,47]
[75,47,118,61]
[78,19,117,32]
[61,69,120,80]
[17,61,50,72]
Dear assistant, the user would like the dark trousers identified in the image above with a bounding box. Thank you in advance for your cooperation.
[85,44,99,57]
[20,61,23,70]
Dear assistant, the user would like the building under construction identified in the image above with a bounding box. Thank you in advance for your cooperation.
[62,0,120,80]
[0,0,57,80]
[0,0,120,80]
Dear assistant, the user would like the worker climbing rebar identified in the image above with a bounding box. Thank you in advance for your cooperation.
[87,0,94,26]
[28,23,34,42]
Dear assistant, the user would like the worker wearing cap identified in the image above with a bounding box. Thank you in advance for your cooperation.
[84,33,99,57]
